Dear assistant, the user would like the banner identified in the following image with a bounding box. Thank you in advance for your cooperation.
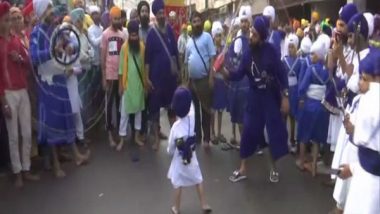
[165,6,188,40]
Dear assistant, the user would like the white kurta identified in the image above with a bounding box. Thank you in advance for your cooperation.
[344,83,380,214]
[167,103,203,189]
[332,95,361,206]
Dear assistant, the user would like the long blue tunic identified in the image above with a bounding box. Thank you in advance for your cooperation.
[212,46,228,110]
[229,42,289,160]
[30,23,76,145]
[225,36,250,124]
[297,62,330,144]
[145,24,179,116]
[282,56,302,118]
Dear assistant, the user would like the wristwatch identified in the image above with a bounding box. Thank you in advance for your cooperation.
[282,89,289,97]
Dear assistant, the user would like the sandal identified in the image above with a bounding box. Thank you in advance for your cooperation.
[269,169,280,183]
[229,170,247,183]
[202,205,212,213]
[171,206,179,214]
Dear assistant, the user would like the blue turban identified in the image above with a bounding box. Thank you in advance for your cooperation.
[252,16,269,41]
[171,87,192,118]
[360,49,380,76]
[339,3,358,24]
[70,8,85,23]
[128,20,140,34]
[152,0,164,16]
[348,13,369,39]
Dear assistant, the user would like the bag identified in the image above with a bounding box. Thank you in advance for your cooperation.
[131,53,144,87]
[152,26,178,75]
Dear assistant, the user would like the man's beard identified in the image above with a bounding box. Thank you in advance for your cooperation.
[129,39,140,53]
[192,25,202,37]
[140,16,149,28]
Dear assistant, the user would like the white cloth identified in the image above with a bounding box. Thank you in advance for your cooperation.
[88,24,103,66]
[347,48,369,94]
[167,103,203,188]
[263,5,275,23]
[77,31,93,70]
[364,13,374,37]
[211,21,223,38]
[122,27,129,38]
[311,37,328,59]
[239,5,252,21]
[344,83,380,214]
[88,5,100,14]
[67,74,82,113]
[300,36,312,54]
[177,34,188,55]
[318,33,331,54]
[4,89,32,174]
[306,84,326,100]
[33,0,52,19]
[332,95,361,207]
[38,60,65,85]
[233,30,249,54]
[118,94,142,137]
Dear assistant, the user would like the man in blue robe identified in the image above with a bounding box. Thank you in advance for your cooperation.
[145,0,179,150]
[222,16,289,183]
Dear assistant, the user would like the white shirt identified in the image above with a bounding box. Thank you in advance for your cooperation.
[177,33,188,55]
[88,24,103,66]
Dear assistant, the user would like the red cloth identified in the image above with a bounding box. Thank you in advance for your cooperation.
[0,1,10,18]
[0,35,31,96]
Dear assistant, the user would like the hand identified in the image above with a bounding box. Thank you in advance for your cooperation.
[146,79,154,92]
[9,51,21,62]
[66,69,73,77]
[280,96,290,115]
[119,86,124,97]
[332,38,343,59]
[345,64,354,77]
[343,114,354,135]
[338,164,352,180]
[65,46,74,55]
[298,100,305,110]
[2,103,12,119]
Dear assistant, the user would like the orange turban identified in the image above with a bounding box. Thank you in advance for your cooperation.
[110,6,121,18]
[311,11,320,22]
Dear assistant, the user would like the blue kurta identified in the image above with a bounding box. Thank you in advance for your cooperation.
[282,56,302,118]
[145,24,179,116]
[225,36,250,124]
[30,23,76,145]
[212,46,228,110]
[297,62,330,144]
[229,42,289,160]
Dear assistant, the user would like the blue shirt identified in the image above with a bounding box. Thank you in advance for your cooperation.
[185,32,216,79]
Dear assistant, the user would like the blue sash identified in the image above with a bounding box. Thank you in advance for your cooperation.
[175,117,196,165]
[358,146,380,176]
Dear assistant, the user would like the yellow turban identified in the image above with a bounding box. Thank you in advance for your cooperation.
[187,25,192,32]
[301,19,309,28]
[311,11,320,22]
[296,28,304,38]
[110,6,121,18]
[204,20,212,32]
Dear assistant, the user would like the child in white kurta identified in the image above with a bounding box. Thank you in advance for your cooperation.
[339,50,380,214]
[167,87,212,214]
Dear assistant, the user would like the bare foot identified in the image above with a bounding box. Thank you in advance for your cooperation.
[159,131,167,140]
[23,172,40,181]
[203,142,210,149]
[202,204,212,213]
[304,162,317,177]
[116,141,124,151]
[109,133,116,148]
[14,174,23,188]
[135,135,144,147]
[76,150,91,166]
[54,169,66,178]
[295,159,305,171]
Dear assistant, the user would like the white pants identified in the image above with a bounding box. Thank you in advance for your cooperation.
[4,89,32,174]
[119,94,142,136]
[74,113,84,140]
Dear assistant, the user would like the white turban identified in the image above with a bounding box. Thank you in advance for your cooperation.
[300,36,312,54]
[211,21,223,38]
[88,5,100,14]
[318,33,331,52]
[239,5,252,21]
[263,5,275,23]
[311,38,328,60]
[33,0,52,19]
[286,33,299,47]
[364,12,374,37]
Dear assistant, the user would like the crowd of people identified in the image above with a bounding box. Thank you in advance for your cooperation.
[0,0,379,213]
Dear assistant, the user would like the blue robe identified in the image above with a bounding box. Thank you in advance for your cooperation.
[29,24,76,145]
[229,42,289,160]
[212,45,228,110]
[282,56,302,118]
[145,24,179,116]
[225,36,250,124]
[297,62,330,143]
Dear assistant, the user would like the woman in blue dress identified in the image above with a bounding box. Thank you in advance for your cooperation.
[296,39,330,176]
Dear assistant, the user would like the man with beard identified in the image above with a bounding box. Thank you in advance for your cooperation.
[184,11,215,147]
[138,1,151,48]
[221,16,289,183]
[145,0,179,151]
[101,6,127,147]
[117,20,146,151]
[30,0,88,178]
